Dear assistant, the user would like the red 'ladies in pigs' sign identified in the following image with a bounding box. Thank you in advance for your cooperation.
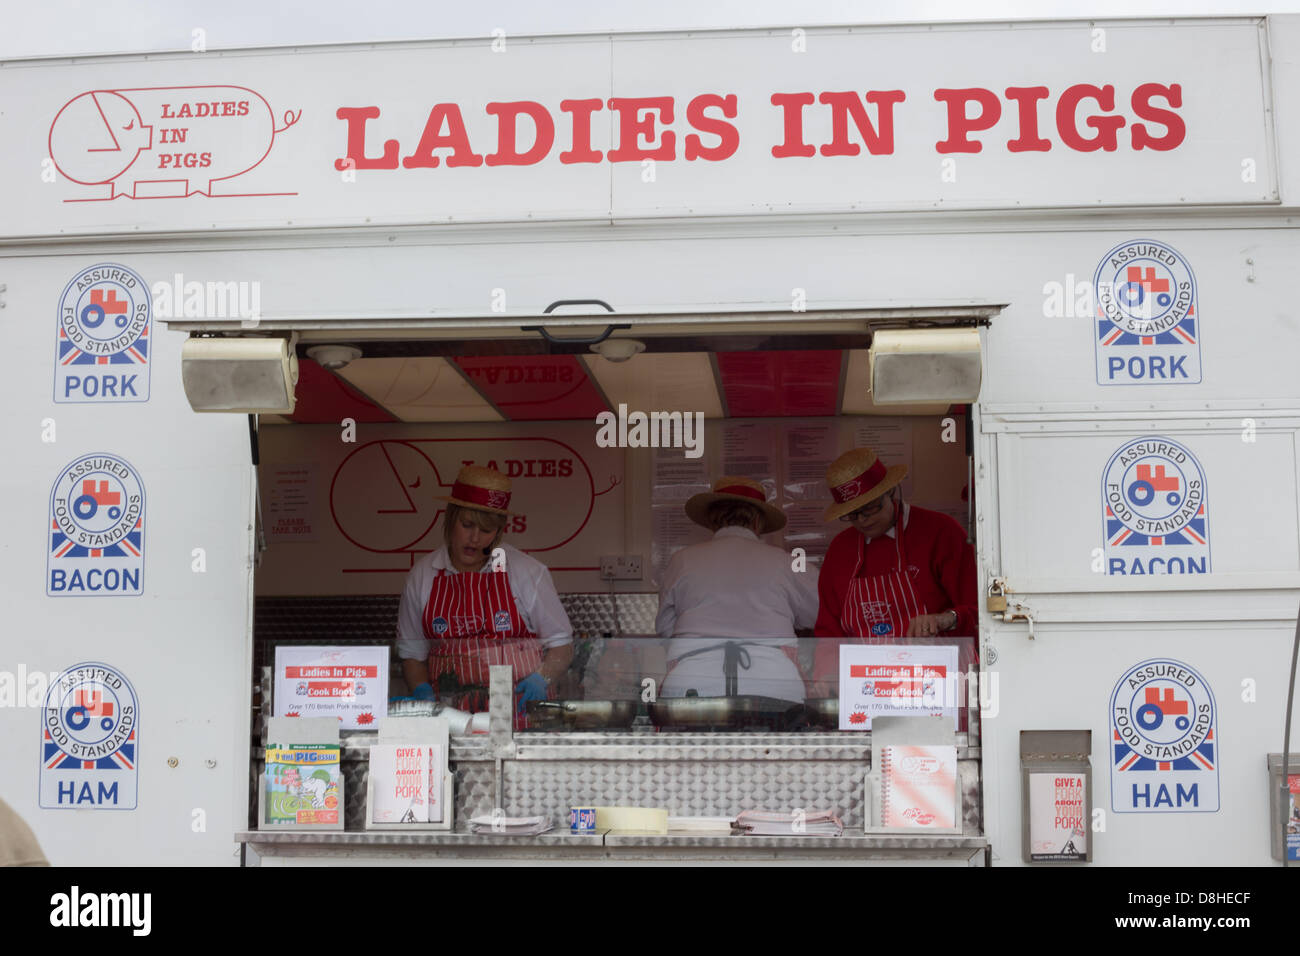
[334,82,1184,171]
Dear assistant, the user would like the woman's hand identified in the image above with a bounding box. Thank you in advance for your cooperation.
[514,672,549,714]
[906,612,954,637]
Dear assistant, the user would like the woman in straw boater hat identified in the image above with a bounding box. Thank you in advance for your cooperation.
[812,447,976,684]
[396,464,573,727]
[655,476,818,701]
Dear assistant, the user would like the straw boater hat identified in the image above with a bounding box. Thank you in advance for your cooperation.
[436,464,517,516]
[822,447,908,522]
[685,476,787,535]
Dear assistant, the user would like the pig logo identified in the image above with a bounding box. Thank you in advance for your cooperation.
[299,776,327,809]
[48,85,301,200]
[834,479,862,501]
[328,438,607,564]
[860,600,891,622]
[899,755,941,774]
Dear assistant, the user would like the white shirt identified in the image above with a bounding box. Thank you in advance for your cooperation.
[655,526,819,646]
[396,543,573,661]
[873,502,911,541]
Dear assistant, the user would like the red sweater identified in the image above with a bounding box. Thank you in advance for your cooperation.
[813,505,977,681]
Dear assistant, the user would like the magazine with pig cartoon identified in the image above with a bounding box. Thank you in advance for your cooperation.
[264,743,342,826]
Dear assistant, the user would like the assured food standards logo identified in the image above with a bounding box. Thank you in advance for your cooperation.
[47,453,145,596]
[1109,658,1217,813]
[39,662,139,810]
[54,263,151,403]
[1101,436,1209,578]
[1093,239,1201,386]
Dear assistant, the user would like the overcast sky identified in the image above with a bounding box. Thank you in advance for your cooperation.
[3,0,1299,59]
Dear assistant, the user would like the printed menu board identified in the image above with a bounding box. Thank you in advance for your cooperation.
[851,421,913,499]
[267,464,319,542]
[721,421,780,491]
[651,444,710,499]
[784,422,837,498]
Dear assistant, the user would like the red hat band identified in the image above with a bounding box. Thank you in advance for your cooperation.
[714,484,765,503]
[452,480,511,510]
[830,459,887,504]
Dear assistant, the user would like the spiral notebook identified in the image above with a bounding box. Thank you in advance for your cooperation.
[879,744,958,829]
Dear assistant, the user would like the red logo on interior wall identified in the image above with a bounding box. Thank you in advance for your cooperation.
[328,438,620,572]
[48,86,302,200]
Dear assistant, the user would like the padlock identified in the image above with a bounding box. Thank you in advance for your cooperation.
[987,579,1007,613]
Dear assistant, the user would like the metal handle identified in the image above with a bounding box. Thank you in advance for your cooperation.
[520,322,630,346]
[542,298,615,314]
[523,299,625,346]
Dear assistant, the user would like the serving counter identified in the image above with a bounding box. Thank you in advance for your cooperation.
[242,669,988,865]
[239,830,988,864]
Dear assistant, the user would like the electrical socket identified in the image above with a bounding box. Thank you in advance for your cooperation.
[599,554,643,580]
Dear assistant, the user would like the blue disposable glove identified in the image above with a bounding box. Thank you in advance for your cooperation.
[412,682,436,701]
[514,672,549,713]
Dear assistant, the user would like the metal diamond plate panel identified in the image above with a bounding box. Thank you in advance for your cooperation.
[255,746,981,836]
[454,763,499,822]
[499,758,867,824]
[254,593,659,650]
[560,592,659,636]
[254,733,982,835]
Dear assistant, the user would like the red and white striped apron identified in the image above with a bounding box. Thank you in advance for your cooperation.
[839,503,928,638]
[421,565,545,727]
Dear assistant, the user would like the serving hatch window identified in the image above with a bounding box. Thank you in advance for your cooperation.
[249,316,985,738]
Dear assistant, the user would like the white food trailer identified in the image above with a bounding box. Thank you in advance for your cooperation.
[2,15,1298,866]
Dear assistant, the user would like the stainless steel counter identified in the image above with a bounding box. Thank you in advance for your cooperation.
[238,829,988,863]
[244,668,986,864]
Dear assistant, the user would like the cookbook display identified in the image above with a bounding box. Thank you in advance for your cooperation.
[838,643,961,731]
[273,645,389,729]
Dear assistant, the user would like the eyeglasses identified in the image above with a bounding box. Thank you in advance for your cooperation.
[839,493,894,522]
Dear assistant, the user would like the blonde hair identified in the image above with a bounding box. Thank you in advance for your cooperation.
[443,503,508,550]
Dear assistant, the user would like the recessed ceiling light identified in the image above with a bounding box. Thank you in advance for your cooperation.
[589,339,646,362]
[306,345,363,370]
